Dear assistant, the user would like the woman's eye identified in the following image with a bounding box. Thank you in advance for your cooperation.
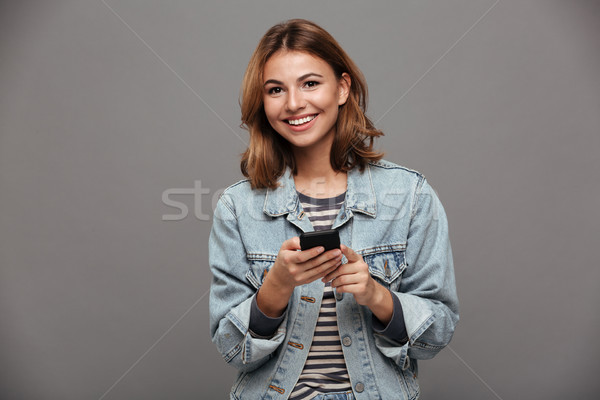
[268,87,282,95]
[304,81,319,88]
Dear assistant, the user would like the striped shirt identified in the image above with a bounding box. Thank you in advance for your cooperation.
[290,191,351,400]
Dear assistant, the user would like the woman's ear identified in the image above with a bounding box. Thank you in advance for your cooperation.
[338,73,351,106]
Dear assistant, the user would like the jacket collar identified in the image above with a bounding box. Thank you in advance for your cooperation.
[263,164,377,218]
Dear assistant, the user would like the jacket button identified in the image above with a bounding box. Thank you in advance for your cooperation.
[355,382,364,392]
[342,336,352,347]
[335,291,343,301]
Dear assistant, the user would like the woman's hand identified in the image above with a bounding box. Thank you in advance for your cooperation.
[271,236,343,289]
[256,236,343,317]
[323,244,393,324]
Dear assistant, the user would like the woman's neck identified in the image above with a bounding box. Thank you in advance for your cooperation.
[293,145,347,199]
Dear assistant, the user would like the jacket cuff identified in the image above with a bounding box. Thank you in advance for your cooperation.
[248,294,286,338]
[372,290,409,345]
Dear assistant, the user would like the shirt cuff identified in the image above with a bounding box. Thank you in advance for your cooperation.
[372,290,409,345]
[248,294,286,339]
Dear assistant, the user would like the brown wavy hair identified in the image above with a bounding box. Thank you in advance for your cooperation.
[240,19,384,189]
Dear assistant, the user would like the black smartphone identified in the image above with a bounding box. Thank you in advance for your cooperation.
[299,229,340,252]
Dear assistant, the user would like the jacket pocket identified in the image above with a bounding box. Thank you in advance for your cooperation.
[402,358,420,399]
[390,357,420,400]
[361,244,407,291]
[245,253,277,290]
[231,370,252,399]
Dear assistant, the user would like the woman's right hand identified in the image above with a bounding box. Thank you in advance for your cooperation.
[256,236,343,317]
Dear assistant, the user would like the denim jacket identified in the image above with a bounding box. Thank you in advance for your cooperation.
[209,159,459,400]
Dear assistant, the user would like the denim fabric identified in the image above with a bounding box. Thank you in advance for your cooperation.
[312,391,356,400]
[209,159,459,400]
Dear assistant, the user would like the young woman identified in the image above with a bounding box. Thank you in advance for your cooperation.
[209,19,459,400]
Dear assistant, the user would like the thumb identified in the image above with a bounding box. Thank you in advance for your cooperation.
[340,244,360,262]
[282,236,301,251]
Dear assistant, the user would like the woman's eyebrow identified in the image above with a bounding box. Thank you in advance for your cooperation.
[263,73,324,87]
[297,72,323,81]
[263,79,283,87]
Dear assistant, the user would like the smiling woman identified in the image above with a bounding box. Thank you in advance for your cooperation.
[262,51,349,155]
[209,19,459,400]
[239,20,384,191]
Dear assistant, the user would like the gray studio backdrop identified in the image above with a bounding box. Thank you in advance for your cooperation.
[1,1,599,399]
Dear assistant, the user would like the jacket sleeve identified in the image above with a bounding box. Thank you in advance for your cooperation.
[374,177,459,369]
[208,193,287,372]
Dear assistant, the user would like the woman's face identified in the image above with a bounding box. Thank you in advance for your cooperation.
[262,50,350,153]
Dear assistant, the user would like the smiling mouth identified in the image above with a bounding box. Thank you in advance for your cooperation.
[286,114,317,126]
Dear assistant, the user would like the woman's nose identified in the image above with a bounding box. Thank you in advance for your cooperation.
[286,88,306,112]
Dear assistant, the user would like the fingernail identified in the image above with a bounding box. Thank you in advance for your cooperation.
[318,246,325,253]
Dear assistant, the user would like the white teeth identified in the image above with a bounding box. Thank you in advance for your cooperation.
[287,115,316,125]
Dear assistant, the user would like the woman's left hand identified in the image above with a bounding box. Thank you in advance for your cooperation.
[323,244,394,324]
[322,244,374,305]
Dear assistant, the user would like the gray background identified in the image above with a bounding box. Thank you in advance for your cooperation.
[1,0,599,399]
